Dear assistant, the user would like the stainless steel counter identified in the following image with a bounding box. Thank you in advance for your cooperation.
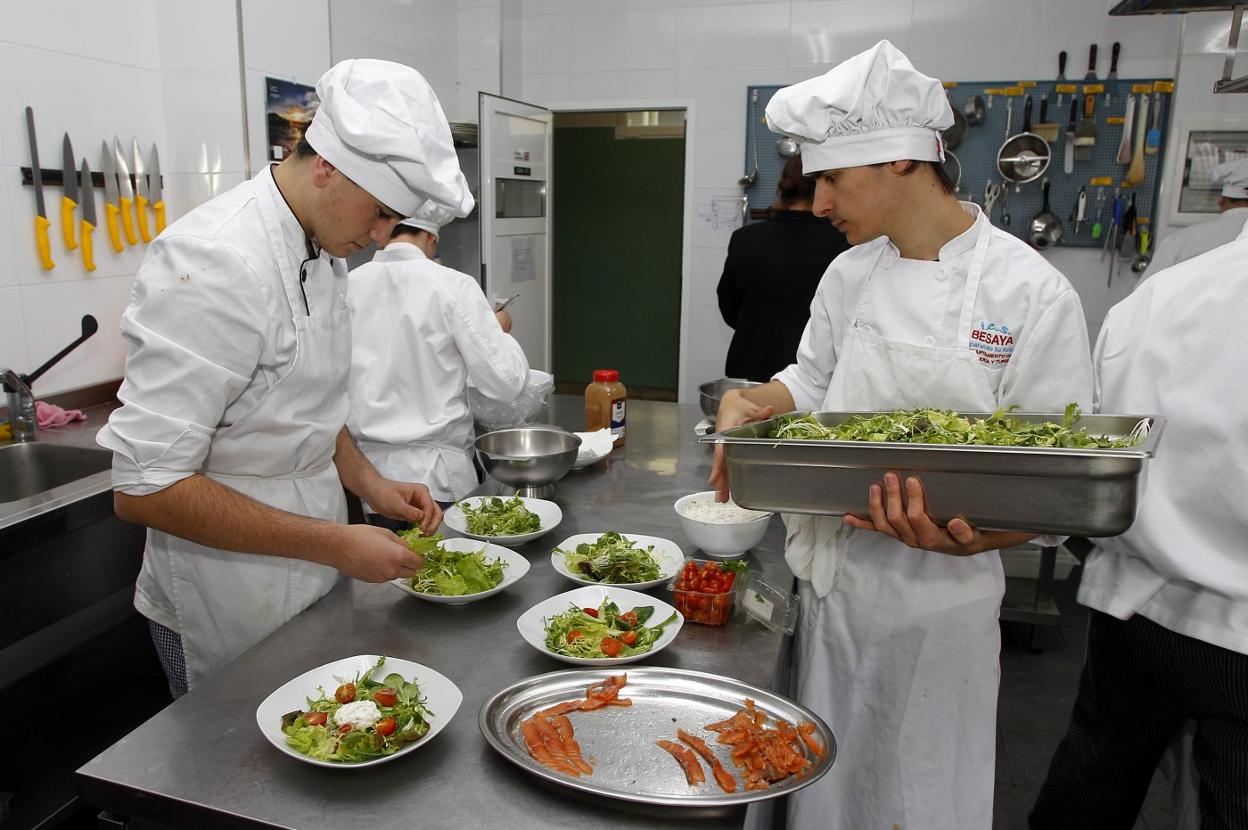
[77,398,795,829]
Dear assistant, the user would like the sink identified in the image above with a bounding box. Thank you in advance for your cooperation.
[0,443,113,503]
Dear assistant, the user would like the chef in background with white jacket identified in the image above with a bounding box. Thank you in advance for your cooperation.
[98,60,470,697]
[347,202,529,524]
[1030,222,1248,830]
[1141,158,1248,279]
[711,40,1094,830]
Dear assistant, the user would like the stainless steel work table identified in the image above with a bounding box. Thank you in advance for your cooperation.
[77,398,795,829]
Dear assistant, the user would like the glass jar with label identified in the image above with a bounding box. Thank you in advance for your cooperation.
[585,369,627,448]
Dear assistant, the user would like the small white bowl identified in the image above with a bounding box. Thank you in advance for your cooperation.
[550,532,683,590]
[443,496,562,546]
[389,538,530,605]
[515,585,683,666]
[673,491,772,559]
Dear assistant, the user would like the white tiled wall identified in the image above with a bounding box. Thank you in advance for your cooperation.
[505,0,1202,403]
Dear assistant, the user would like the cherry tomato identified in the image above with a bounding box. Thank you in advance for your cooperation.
[335,682,356,704]
[619,630,638,646]
[375,716,397,737]
[372,687,398,707]
[337,724,354,736]
[583,607,600,618]
[567,629,584,642]
[600,637,622,657]
[304,711,328,727]
[618,610,639,629]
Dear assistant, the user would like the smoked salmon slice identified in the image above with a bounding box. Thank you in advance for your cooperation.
[553,715,593,775]
[677,728,737,793]
[656,739,706,786]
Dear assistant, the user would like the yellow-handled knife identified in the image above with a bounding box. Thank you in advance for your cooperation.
[61,133,78,251]
[113,137,137,245]
[79,158,97,272]
[25,107,53,269]
[149,143,166,234]
[100,141,123,252]
[132,136,152,243]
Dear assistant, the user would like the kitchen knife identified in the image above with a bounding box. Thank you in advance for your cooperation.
[62,134,79,251]
[100,141,123,252]
[149,144,166,234]
[1125,94,1148,185]
[79,158,96,273]
[1085,43,1098,81]
[1057,50,1067,81]
[1064,96,1077,174]
[1145,91,1162,155]
[113,138,137,245]
[1106,42,1120,106]
[25,107,54,270]
[133,137,152,243]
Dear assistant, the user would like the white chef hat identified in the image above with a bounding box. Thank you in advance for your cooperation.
[765,39,953,173]
[305,59,474,219]
[399,201,458,237]
[1212,158,1248,199]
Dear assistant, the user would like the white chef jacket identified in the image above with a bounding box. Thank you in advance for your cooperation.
[1079,223,1248,656]
[346,243,529,503]
[776,205,1093,415]
[1140,207,1248,281]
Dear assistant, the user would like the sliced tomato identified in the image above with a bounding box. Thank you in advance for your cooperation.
[334,682,357,704]
[600,637,623,657]
[583,607,600,618]
[619,630,638,646]
[337,723,354,736]
[371,687,398,707]
[618,610,639,629]
[304,711,328,727]
[566,629,584,642]
[375,716,397,737]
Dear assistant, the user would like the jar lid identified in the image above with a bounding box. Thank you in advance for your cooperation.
[592,369,619,383]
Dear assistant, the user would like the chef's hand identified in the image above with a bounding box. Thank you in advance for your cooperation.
[495,309,513,333]
[843,472,1034,556]
[365,479,443,536]
[709,389,775,503]
[335,524,425,582]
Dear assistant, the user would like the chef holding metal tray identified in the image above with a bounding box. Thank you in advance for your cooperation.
[707,40,1096,830]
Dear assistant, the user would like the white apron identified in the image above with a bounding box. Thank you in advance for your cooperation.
[156,182,349,689]
[781,223,1004,830]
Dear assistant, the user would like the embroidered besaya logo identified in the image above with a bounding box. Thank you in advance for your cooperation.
[969,320,1015,366]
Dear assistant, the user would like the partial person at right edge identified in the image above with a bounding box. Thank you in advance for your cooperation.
[347,202,530,531]
[716,154,850,383]
[1139,158,1248,280]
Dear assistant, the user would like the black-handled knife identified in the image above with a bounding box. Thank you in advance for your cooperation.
[1085,43,1098,80]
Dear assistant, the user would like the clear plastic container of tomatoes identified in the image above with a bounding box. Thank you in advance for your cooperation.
[668,558,747,626]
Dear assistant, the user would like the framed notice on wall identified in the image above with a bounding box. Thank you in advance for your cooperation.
[1166,116,1248,226]
[265,77,318,162]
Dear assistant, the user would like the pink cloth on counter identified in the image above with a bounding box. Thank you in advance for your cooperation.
[35,400,86,428]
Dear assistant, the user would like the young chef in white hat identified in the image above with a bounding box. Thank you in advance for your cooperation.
[1141,158,1248,279]
[346,202,529,519]
[710,40,1094,829]
[1029,221,1248,829]
[98,59,473,697]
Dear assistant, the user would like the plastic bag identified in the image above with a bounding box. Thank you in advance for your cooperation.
[469,369,553,431]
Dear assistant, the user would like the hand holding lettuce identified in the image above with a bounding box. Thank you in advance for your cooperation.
[398,531,507,596]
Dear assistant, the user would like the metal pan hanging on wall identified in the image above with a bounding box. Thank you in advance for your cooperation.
[996,95,1050,184]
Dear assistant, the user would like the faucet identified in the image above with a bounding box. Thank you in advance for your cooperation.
[2,314,100,443]
[2,369,36,441]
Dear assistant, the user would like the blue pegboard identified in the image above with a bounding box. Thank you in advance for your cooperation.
[744,79,1171,250]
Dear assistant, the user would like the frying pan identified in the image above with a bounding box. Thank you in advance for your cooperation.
[963,95,986,126]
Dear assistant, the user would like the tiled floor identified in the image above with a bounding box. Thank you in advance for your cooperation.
[995,564,1177,830]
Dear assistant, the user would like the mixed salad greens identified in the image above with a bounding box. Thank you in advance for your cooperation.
[280,656,432,763]
[398,531,507,596]
[544,597,678,659]
[555,531,664,584]
[458,495,541,536]
[770,404,1145,449]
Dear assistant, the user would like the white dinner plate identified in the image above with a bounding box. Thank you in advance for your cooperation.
[515,585,684,667]
[443,496,562,546]
[389,537,529,605]
[550,532,683,591]
[255,654,462,769]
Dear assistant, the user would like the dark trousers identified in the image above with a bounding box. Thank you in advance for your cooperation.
[1030,609,1248,830]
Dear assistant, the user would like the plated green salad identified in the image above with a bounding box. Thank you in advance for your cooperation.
[280,656,432,763]
[544,597,678,659]
[770,404,1142,449]
[555,532,664,584]
[458,495,541,536]
[398,531,507,596]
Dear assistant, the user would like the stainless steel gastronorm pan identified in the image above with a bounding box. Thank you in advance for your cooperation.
[702,411,1165,537]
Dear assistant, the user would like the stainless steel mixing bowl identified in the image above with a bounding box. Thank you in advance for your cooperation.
[698,378,762,418]
[474,427,581,497]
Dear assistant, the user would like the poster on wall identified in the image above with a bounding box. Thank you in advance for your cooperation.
[266,77,318,162]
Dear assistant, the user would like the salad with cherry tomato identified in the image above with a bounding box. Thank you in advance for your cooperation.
[672,559,748,626]
[280,656,433,762]
[544,597,678,659]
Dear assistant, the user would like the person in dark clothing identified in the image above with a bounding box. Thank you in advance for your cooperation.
[716,155,850,382]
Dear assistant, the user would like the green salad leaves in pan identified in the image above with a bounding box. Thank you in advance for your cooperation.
[280,656,432,763]
[544,597,678,659]
[459,495,541,536]
[556,531,663,584]
[770,404,1144,449]
[398,531,507,596]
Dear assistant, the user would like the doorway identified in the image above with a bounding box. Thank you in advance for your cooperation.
[550,109,686,401]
